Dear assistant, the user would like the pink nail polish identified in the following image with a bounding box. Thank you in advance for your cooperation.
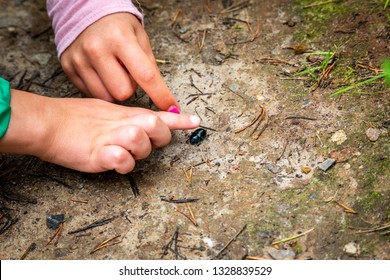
[168,106,180,114]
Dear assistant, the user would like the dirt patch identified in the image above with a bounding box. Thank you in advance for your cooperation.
[0,0,389,260]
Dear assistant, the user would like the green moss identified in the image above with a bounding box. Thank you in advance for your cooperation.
[362,191,383,210]
[292,0,355,42]
[246,223,267,248]
[294,244,303,254]
[355,144,390,190]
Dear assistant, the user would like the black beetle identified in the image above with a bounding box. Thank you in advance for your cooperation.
[189,128,207,145]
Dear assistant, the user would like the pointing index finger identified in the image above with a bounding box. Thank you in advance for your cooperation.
[118,41,179,111]
[155,112,201,131]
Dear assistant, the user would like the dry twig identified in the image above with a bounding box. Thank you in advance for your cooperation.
[335,201,357,214]
[234,105,269,139]
[20,242,36,260]
[171,9,183,28]
[186,203,196,226]
[161,226,182,259]
[68,216,116,235]
[220,0,250,14]
[252,109,269,139]
[311,62,336,92]
[197,30,207,52]
[256,57,296,66]
[353,223,390,234]
[71,199,89,204]
[161,197,200,204]
[90,233,125,254]
[213,224,247,259]
[303,0,339,8]
[244,255,271,260]
[182,166,193,185]
[234,108,264,134]
[174,206,197,226]
[272,228,314,245]
[47,222,63,246]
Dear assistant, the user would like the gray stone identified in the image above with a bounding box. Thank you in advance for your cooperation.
[46,214,64,230]
[343,242,359,255]
[32,53,52,65]
[318,158,336,171]
[179,26,189,34]
[366,128,381,142]
[266,163,281,174]
[267,247,296,260]
[227,83,240,92]
[54,248,70,258]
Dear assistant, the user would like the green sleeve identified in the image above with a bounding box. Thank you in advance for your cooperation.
[0,77,11,139]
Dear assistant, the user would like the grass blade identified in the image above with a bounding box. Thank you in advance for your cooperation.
[330,73,386,97]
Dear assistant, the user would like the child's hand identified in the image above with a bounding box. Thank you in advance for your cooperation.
[60,13,179,111]
[1,90,200,174]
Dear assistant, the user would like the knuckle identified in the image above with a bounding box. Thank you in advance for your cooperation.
[114,85,133,101]
[128,126,144,141]
[145,114,160,129]
[71,54,84,68]
[111,29,127,45]
[83,40,103,59]
[60,59,73,75]
[163,133,172,146]
[112,149,126,164]
[139,67,156,83]
[155,133,172,149]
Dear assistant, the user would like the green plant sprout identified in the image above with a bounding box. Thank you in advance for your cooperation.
[293,51,336,80]
[383,59,390,85]
[385,0,389,9]
[330,60,390,97]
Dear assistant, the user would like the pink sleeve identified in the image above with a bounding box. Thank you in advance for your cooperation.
[47,0,144,58]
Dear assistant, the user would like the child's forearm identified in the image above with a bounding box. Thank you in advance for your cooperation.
[47,0,143,58]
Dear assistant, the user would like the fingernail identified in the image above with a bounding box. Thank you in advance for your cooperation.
[168,106,180,114]
[190,115,201,125]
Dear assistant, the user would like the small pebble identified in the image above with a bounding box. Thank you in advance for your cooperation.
[202,237,215,248]
[329,147,355,162]
[330,130,347,145]
[365,127,380,142]
[32,53,52,65]
[227,83,240,92]
[266,163,281,174]
[301,166,311,174]
[318,158,336,172]
[54,248,69,258]
[46,214,64,230]
[284,16,302,27]
[69,244,79,251]
[343,242,359,255]
[267,248,296,260]
[179,26,189,34]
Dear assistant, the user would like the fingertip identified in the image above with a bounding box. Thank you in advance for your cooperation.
[156,94,180,111]
[155,112,201,130]
[189,115,201,126]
